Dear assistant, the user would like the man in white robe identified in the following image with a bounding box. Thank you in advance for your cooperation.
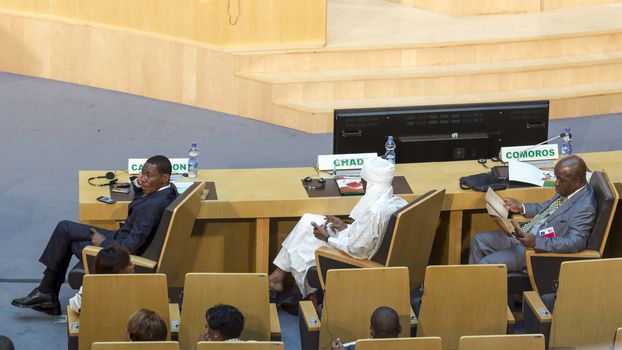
[268,157,408,297]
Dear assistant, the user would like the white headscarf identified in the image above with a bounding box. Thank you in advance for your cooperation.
[349,157,395,221]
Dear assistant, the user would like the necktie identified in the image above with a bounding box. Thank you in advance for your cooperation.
[521,197,566,234]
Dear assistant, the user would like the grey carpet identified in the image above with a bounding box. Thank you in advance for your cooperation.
[1,71,622,349]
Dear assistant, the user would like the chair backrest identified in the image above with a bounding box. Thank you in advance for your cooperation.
[585,171,618,253]
[145,182,204,286]
[614,327,622,350]
[356,337,442,350]
[458,335,545,350]
[92,341,179,350]
[549,258,622,350]
[196,342,284,350]
[417,265,508,350]
[371,189,445,289]
[319,267,411,350]
[179,273,271,350]
[79,274,170,350]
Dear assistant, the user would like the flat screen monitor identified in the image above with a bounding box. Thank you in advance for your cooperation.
[333,100,549,163]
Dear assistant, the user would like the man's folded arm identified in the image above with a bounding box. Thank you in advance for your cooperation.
[101,207,160,254]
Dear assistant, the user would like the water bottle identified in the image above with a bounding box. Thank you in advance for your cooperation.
[384,136,396,164]
[187,143,199,178]
[561,128,572,156]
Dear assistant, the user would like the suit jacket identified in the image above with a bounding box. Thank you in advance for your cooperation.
[523,184,596,253]
[101,183,178,254]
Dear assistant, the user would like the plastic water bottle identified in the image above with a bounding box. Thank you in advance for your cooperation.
[384,136,396,164]
[187,143,199,178]
[561,128,572,156]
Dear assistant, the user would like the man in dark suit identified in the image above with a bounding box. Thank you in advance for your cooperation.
[469,155,597,271]
[11,155,178,315]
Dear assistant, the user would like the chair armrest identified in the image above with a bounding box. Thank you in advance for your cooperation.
[270,303,281,340]
[523,291,552,323]
[82,245,157,272]
[506,306,516,325]
[525,249,601,295]
[67,305,80,336]
[315,246,382,289]
[169,303,180,336]
[299,300,321,332]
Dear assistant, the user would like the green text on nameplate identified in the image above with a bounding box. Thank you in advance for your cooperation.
[128,158,189,175]
[500,144,559,162]
[317,153,377,171]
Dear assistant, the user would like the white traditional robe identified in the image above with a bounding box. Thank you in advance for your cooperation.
[273,195,407,297]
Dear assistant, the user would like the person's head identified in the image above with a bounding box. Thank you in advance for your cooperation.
[349,157,396,220]
[554,155,588,197]
[369,306,401,339]
[0,336,15,350]
[204,304,245,341]
[127,309,168,341]
[140,155,172,194]
[94,244,134,274]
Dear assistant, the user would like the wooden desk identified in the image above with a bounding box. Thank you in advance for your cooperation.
[79,151,622,278]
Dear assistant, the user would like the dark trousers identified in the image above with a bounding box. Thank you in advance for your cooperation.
[38,220,115,294]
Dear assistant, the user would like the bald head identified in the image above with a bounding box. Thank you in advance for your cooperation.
[554,155,588,197]
[370,306,401,338]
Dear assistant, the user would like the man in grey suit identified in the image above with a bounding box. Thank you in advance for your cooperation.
[469,155,597,271]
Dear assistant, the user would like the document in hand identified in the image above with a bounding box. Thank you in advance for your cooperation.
[485,187,524,238]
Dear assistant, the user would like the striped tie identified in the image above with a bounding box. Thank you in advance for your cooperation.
[521,197,566,234]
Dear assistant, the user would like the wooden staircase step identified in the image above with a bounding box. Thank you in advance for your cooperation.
[237,51,622,84]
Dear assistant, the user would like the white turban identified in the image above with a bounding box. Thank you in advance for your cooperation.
[349,157,396,221]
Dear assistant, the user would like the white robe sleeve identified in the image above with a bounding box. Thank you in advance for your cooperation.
[327,209,383,259]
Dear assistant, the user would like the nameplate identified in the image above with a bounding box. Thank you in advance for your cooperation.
[128,158,189,175]
[500,144,559,162]
[317,153,377,171]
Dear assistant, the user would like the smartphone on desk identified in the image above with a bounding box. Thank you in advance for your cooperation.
[97,196,116,204]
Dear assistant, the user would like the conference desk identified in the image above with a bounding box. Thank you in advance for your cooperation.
[78,150,622,285]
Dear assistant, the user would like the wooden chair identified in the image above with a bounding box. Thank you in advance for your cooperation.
[91,342,179,350]
[523,258,622,349]
[196,342,284,350]
[67,274,174,350]
[458,335,545,350]
[355,337,442,350]
[614,327,622,350]
[299,267,412,350]
[511,171,618,295]
[313,189,445,291]
[417,265,513,350]
[78,182,205,289]
[179,273,281,350]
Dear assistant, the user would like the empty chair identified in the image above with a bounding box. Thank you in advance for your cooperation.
[179,273,281,350]
[355,337,442,350]
[91,341,179,350]
[524,258,622,350]
[417,265,512,350]
[196,342,284,350]
[68,274,173,350]
[458,334,545,350]
[299,267,412,350]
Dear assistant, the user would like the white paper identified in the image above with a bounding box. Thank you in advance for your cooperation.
[172,181,194,194]
[486,187,508,218]
[508,160,544,187]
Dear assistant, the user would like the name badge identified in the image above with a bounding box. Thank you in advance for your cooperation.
[538,226,556,238]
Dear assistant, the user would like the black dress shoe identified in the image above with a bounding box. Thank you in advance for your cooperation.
[32,300,62,316]
[11,288,57,309]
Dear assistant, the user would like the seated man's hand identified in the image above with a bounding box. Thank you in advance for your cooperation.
[90,228,106,246]
[311,222,329,242]
[332,338,345,350]
[325,216,347,232]
[518,234,536,248]
[503,198,524,214]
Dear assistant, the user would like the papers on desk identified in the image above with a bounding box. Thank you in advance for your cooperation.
[508,160,545,186]
[172,181,194,194]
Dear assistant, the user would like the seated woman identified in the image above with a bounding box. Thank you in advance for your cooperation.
[199,304,245,342]
[126,308,168,341]
[69,244,134,314]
